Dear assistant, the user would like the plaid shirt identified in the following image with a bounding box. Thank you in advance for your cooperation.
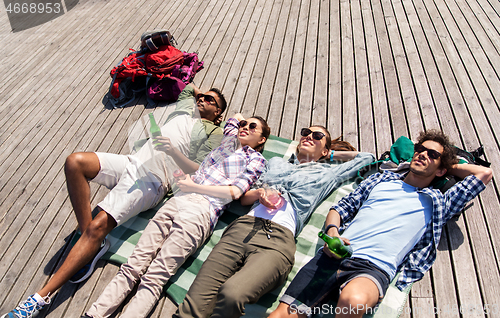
[194,118,267,231]
[332,171,486,290]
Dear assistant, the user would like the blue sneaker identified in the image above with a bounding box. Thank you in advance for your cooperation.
[1,294,50,318]
[69,238,110,284]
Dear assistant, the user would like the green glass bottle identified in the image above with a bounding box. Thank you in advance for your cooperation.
[149,113,162,138]
[318,231,353,258]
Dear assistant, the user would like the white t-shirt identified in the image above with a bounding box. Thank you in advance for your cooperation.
[134,113,197,185]
[248,200,297,236]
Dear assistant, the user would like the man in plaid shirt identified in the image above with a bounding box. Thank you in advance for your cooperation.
[271,130,492,318]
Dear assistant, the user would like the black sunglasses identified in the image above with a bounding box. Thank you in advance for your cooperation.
[196,94,220,109]
[238,120,258,130]
[414,143,442,160]
[300,128,326,141]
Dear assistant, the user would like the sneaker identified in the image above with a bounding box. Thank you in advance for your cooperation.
[1,294,50,318]
[69,238,110,284]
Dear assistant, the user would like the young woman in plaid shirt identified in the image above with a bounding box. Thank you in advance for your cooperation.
[83,114,270,318]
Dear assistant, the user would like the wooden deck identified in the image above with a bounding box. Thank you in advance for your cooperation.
[0,0,499,316]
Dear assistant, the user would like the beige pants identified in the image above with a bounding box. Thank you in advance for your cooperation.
[86,192,212,318]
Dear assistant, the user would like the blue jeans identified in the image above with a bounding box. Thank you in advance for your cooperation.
[280,249,390,315]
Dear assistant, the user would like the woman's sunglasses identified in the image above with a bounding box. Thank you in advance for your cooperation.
[196,94,220,109]
[300,128,326,141]
[239,120,258,130]
[414,143,442,160]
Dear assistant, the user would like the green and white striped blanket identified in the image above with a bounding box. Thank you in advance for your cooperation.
[102,135,411,317]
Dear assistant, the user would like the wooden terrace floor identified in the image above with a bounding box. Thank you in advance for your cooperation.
[0,0,499,316]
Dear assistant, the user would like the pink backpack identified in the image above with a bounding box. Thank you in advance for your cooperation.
[171,52,204,83]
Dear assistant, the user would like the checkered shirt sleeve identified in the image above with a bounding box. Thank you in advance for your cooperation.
[331,171,487,291]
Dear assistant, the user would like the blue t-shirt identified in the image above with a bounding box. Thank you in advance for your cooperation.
[341,179,433,279]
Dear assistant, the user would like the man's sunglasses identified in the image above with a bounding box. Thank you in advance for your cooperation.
[414,143,442,160]
[300,128,326,141]
[196,94,220,109]
[238,120,258,130]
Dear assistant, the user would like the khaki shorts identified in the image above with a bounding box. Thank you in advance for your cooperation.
[92,152,169,226]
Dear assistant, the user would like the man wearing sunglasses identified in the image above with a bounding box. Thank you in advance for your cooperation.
[176,125,376,318]
[270,129,493,318]
[1,84,227,318]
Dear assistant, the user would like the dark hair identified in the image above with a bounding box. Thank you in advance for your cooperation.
[416,129,458,170]
[249,116,270,153]
[209,88,227,114]
[307,126,357,160]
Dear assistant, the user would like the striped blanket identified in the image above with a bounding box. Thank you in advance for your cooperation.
[101,135,411,317]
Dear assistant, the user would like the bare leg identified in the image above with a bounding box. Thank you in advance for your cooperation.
[64,152,101,233]
[37,152,116,297]
[268,277,379,318]
[38,210,116,297]
[336,277,380,318]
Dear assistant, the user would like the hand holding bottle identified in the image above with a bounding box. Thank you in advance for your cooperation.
[173,169,186,182]
[153,136,175,155]
[318,231,352,259]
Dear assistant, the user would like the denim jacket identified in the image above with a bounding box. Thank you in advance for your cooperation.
[256,152,375,235]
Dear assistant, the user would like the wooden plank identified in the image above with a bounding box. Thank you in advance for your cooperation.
[0,0,152,199]
[327,0,342,138]
[0,0,108,95]
[351,0,376,153]
[426,0,500,307]
[295,0,319,132]
[432,228,461,318]
[445,217,485,318]
[311,0,330,128]
[394,0,441,131]
[371,0,408,139]
[340,0,357,146]
[278,0,310,139]
[230,0,283,116]
[0,0,161,239]
[411,272,433,298]
[360,0,393,155]
[265,0,302,137]
[411,298,436,318]
[452,0,500,107]
[0,100,145,310]
[193,0,251,92]
[0,0,117,146]
[388,0,426,137]
[212,0,267,98]
[251,0,292,123]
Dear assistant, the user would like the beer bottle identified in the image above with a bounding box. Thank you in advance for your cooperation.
[318,231,353,258]
[149,113,162,138]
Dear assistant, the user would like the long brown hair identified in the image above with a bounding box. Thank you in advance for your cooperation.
[309,126,356,160]
[249,116,270,153]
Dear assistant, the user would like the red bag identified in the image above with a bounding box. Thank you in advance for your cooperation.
[145,45,184,78]
[109,51,148,98]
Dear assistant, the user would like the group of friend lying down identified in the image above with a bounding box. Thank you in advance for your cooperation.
[2,83,492,318]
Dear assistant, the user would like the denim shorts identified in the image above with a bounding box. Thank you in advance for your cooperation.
[280,248,390,315]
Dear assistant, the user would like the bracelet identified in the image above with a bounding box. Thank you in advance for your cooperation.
[330,150,335,162]
[325,224,339,234]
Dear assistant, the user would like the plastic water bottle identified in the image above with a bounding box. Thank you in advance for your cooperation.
[149,113,162,138]
[318,231,353,258]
